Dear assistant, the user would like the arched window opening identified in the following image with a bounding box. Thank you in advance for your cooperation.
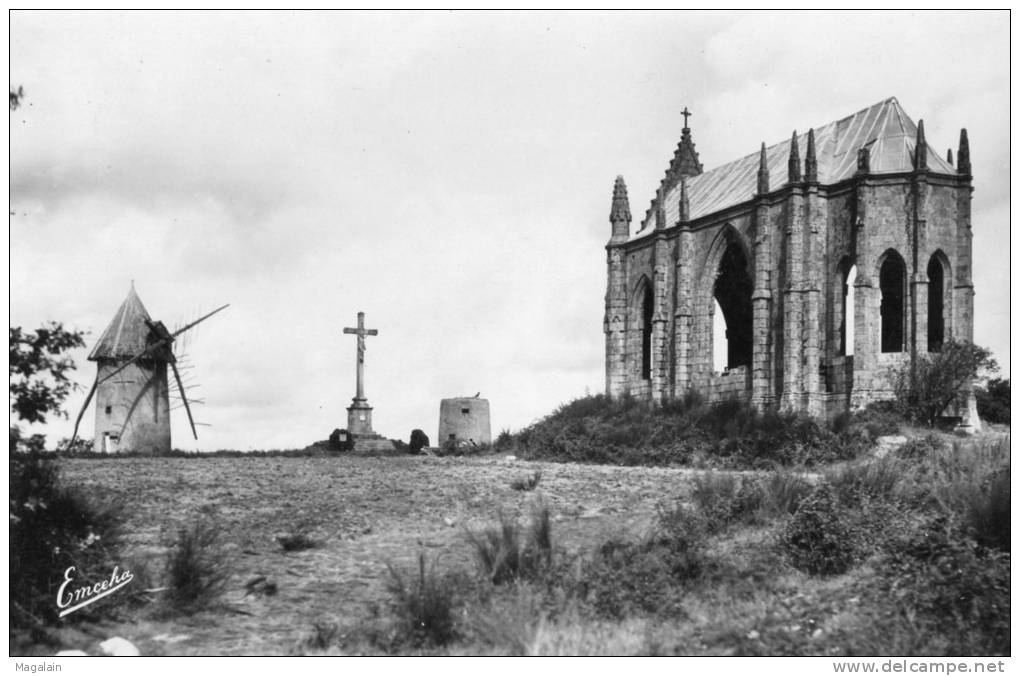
[927,256,945,352]
[641,286,653,379]
[880,253,906,353]
[712,299,727,372]
[840,264,857,356]
[713,242,753,369]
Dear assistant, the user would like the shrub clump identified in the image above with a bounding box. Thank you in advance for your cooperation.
[509,394,874,469]
[164,518,232,613]
[825,455,903,506]
[891,340,997,427]
[690,472,762,531]
[277,532,319,552]
[385,552,462,648]
[870,518,1010,655]
[408,429,430,454]
[975,377,1010,425]
[9,448,126,627]
[510,470,542,492]
[781,482,857,576]
[577,500,705,619]
[466,506,553,585]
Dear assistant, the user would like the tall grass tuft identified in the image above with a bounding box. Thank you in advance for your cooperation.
[825,454,903,506]
[385,552,460,648]
[467,505,553,584]
[930,439,1010,551]
[164,518,232,613]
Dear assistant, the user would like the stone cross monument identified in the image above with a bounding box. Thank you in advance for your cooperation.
[343,311,378,436]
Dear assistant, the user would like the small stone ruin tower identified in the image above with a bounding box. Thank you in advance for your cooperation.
[604,98,978,428]
[88,286,173,454]
[438,397,492,447]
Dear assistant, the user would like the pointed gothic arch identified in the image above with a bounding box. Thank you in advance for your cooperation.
[836,258,857,356]
[703,225,753,370]
[632,275,654,380]
[927,250,951,352]
[878,249,907,353]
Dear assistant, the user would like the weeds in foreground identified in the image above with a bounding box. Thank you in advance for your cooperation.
[466,506,553,584]
[302,436,1009,656]
[9,450,126,627]
[277,532,320,552]
[780,482,857,576]
[385,552,462,648]
[864,516,1011,655]
[689,470,814,532]
[164,519,232,613]
[510,471,542,492]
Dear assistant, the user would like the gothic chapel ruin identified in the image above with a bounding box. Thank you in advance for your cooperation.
[604,98,978,429]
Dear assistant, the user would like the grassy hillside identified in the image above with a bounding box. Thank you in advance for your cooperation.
[500,395,898,469]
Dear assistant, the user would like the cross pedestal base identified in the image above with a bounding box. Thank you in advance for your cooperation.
[347,399,375,436]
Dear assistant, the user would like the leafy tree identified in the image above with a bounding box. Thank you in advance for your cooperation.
[892,340,998,427]
[8,85,124,639]
[975,377,1010,425]
[9,323,86,426]
[10,85,24,111]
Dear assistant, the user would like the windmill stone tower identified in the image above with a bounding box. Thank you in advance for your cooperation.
[88,286,173,454]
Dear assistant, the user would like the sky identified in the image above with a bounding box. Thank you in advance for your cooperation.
[9,10,1011,451]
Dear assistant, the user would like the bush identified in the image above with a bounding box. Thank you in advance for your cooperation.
[466,506,553,585]
[975,377,1010,425]
[509,394,869,469]
[328,428,353,452]
[409,429,430,454]
[277,532,319,552]
[649,498,708,582]
[852,401,903,438]
[385,552,461,648]
[9,450,126,627]
[510,470,542,492]
[578,539,686,619]
[164,518,232,613]
[958,468,1010,552]
[891,340,997,427]
[895,433,945,459]
[760,471,815,516]
[689,472,764,531]
[873,519,1010,655]
[825,454,903,506]
[577,499,705,619]
[781,482,857,575]
[931,446,1010,552]
[493,428,515,453]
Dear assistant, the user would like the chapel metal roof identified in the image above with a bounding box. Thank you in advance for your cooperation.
[635,98,956,238]
[88,285,157,361]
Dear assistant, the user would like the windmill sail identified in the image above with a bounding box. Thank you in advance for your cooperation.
[67,286,228,453]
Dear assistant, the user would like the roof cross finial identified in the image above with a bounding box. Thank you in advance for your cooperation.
[681,106,692,129]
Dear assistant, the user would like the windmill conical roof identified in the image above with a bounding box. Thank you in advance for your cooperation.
[88,285,155,361]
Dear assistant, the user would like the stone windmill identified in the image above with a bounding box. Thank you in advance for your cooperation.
[70,285,228,454]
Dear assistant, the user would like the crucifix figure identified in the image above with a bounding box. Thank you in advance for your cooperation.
[343,311,378,401]
[343,311,378,435]
[681,106,692,128]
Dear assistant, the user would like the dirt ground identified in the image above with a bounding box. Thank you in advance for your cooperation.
[53,454,710,656]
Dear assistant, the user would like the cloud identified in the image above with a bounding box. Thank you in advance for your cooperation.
[10,11,1010,451]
